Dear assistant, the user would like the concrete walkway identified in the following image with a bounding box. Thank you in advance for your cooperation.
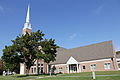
[58,74,120,77]
[26,74,120,80]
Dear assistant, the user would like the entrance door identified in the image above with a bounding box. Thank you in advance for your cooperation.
[73,65,77,72]
[41,67,44,73]
[38,67,40,74]
[38,67,44,74]
[69,64,77,73]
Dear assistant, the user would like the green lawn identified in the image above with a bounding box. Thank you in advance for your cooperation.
[0,71,120,80]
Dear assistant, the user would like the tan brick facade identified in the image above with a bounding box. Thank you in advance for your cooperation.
[52,58,118,74]
[20,59,48,74]
[80,59,115,72]
[29,59,48,74]
[53,64,67,73]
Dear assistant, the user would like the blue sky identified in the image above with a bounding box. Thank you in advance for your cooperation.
[0,0,120,57]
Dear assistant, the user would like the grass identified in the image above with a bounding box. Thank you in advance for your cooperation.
[58,71,120,76]
[0,71,120,80]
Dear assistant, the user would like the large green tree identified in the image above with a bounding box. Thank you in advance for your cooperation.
[2,45,20,73]
[2,30,58,74]
[116,51,120,54]
[41,39,58,73]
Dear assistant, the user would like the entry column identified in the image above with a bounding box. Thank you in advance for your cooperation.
[67,64,69,73]
[77,64,79,73]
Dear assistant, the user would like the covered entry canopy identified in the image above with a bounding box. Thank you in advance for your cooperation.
[67,56,78,64]
[67,56,79,73]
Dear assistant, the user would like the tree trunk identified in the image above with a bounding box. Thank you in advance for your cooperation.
[26,68,30,76]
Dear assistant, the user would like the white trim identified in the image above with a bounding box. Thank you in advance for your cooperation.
[31,66,36,68]
[53,64,67,66]
[77,64,79,72]
[116,58,120,61]
[67,64,69,73]
[67,56,78,64]
[79,58,111,64]
[104,62,111,63]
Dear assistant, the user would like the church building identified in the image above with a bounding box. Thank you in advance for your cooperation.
[20,5,120,75]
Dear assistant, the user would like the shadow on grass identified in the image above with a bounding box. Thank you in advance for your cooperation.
[16,73,58,78]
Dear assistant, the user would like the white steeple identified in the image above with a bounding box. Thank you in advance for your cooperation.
[26,4,30,23]
[23,4,32,29]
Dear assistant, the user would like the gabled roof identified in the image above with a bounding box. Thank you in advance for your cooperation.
[56,47,67,52]
[50,41,115,64]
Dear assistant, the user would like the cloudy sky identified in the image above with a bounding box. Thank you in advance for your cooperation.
[0,0,120,57]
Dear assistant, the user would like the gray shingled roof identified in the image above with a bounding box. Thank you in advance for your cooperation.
[50,41,115,64]
[56,47,67,52]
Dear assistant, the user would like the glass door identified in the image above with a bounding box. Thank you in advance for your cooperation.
[73,65,77,72]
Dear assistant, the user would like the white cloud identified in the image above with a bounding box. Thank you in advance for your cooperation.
[69,33,77,40]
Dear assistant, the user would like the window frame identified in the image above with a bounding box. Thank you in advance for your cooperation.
[82,65,86,70]
[104,62,111,70]
[58,66,62,73]
[90,64,96,71]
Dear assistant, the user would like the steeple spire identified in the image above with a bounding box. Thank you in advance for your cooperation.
[23,4,31,29]
[26,4,30,23]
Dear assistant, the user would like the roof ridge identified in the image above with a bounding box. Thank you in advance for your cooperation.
[68,40,112,50]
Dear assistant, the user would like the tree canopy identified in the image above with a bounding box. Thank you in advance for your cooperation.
[2,45,20,73]
[116,51,120,54]
[2,30,59,74]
